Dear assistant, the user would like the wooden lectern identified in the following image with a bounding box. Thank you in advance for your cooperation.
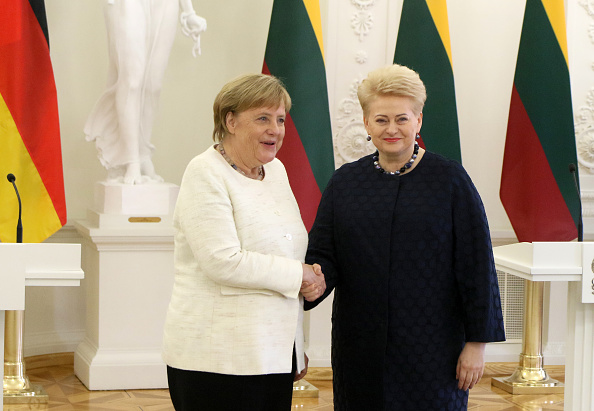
[1,243,83,406]
[492,242,594,410]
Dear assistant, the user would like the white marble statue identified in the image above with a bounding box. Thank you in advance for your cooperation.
[85,0,207,184]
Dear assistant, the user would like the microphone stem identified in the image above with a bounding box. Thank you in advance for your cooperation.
[571,166,583,242]
[10,181,23,243]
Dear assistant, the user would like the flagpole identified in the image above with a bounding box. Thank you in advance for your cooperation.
[491,280,564,394]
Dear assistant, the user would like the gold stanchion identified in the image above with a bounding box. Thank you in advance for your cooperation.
[293,379,319,398]
[3,310,48,404]
[491,280,564,394]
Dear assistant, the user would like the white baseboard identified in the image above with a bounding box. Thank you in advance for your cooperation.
[24,330,85,357]
[542,341,566,365]
[306,344,331,367]
[74,338,168,390]
[485,341,521,362]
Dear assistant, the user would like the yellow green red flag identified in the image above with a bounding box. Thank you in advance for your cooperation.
[394,0,461,163]
[500,0,578,242]
[263,0,334,231]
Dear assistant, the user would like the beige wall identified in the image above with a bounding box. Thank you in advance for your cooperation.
[48,0,275,221]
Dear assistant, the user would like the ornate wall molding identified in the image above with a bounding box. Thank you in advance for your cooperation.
[355,50,368,64]
[577,0,594,174]
[349,0,376,41]
[332,0,386,167]
[334,77,375,166]
[576,89,594,171]
[580,0,594,17]
[351,0,375,10]
[580,189,594,218]
[351,11,374,41]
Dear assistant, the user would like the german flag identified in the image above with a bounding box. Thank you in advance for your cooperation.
[500,0,578,242]
[0,0,66,243]
[394,0,461,163]
[263,0,334,231]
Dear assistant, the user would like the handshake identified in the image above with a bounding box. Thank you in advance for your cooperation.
[300,263,326,302]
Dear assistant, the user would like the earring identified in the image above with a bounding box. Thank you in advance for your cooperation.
[367,135,371,141]
[415,133,420,140]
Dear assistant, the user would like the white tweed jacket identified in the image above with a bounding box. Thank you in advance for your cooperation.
[163,146,307,375]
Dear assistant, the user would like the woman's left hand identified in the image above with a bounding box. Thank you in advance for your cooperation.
[300,282,321,301]
[294,353,309,381]
[300,263,326,301]
[456,342,486,390]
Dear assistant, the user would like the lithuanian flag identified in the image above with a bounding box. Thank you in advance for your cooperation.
[0,0,66,243]
[263,0,334,231]
[394,0,461,163]
[500,0,578,242]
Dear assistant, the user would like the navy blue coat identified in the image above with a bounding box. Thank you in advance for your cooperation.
[305,151,505,410]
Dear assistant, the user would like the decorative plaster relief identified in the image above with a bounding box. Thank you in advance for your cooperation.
[580,0,594,16]
[581,190,594,215]
[351,11,374,41]
[351,0,376,10]
[350,0,376,41]
[576,89,594,171]
[334,78,376,167]
[576,1,594,174]
[333,0,380,167]
[576,126,594,172]
[355,50,368,64]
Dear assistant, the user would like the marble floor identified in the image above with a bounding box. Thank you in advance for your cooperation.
[3,353,565,410]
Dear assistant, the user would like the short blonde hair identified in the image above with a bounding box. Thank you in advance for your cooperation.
[212,73,292,142]
[357,64,426,116]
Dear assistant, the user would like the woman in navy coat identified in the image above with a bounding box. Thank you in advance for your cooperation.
[305,64,505,410]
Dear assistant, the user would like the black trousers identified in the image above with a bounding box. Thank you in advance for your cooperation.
[167,351,297,411]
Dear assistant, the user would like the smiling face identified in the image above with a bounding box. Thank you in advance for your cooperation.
[224,104,286,171]
[364,95,423,163]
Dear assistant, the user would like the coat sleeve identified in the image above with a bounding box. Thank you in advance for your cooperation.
[451,163,506,342]
[175,157,303,299]
[304,176,339,310]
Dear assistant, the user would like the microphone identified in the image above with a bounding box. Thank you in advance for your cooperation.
[6,173,23,243]
[569,164,583,242]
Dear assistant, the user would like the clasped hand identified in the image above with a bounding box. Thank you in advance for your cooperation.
[300,263,326,302]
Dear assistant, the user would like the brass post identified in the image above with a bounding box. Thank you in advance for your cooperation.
[3,309,48,404]
[491,280,564,394]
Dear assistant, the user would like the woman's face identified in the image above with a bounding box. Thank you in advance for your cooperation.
[364,95,422,159]
[225,104,286,167]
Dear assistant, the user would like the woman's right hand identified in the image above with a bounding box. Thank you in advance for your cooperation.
[301,264,326,301]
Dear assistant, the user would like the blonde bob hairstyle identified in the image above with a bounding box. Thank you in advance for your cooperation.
[357,64,427,116]
[212,73,292,142]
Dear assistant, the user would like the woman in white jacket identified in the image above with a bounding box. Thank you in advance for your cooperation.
[163,73,326,410]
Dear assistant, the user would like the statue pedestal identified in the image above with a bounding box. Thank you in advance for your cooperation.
[74,182,178,390]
